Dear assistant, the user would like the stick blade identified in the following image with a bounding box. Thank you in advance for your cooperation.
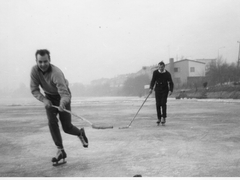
[119,126,130,129]
[92,124,113,129]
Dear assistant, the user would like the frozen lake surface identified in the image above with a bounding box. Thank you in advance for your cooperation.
[1,96,240,177]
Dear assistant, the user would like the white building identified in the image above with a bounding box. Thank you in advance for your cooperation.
[165,59,206,87]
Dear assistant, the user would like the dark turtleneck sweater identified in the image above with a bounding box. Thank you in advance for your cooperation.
[150,69,174,93]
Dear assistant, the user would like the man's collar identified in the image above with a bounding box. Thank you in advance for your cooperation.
[158,69,166,73]
[38,64,52,74]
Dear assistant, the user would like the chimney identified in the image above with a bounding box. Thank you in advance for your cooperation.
[169,58,174,78]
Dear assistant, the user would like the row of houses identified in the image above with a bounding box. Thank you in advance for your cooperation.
[91,58,216,88]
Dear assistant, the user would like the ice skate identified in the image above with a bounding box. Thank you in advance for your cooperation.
[78,128,88,148]
[52,149,67,166]
[156,119,161,126]
[161,118,166,126]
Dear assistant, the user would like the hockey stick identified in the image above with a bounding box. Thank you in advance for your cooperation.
[119,92,151,129]
[52,105,113,129]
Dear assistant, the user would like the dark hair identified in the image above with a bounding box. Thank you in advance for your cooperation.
[158,61,165,66]
[35,49,51,60]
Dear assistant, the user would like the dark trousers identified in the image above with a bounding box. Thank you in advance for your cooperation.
[155,91,168,120]
[45,94,80,149]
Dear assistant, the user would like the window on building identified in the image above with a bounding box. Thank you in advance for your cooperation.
[190,67,195,72]
[174,67,179,72]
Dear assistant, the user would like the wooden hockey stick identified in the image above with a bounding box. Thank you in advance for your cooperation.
[52,105,113,129]
[119,92,151,129]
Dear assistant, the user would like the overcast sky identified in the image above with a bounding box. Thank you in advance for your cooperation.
[1,0,240,89]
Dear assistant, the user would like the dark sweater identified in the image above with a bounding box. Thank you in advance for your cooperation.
[150,70,174,92]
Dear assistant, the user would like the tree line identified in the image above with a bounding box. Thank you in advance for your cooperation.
[205,58,240,86]
[70,74,150,97]
[59,59,240,96]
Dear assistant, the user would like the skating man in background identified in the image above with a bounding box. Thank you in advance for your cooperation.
[149,61,174,125]
[30,49,88,165]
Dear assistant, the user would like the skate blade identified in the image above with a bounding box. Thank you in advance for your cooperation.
[52,159,67,166]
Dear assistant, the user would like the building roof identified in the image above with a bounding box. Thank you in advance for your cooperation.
[167,59,206,65]
[150,59,207,70]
